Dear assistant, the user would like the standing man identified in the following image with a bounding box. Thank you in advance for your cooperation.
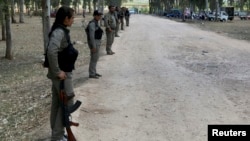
[85,10,104,79]
[104,5,116,55]
[115,6,121,37]
[120,7,125,30]
[125,8,130,27]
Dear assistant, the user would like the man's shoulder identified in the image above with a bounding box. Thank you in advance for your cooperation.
[104,12,110,16]
[88,20,96,27]
[104,12,114,17]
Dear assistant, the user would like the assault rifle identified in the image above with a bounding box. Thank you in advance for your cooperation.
[60,81,82,141]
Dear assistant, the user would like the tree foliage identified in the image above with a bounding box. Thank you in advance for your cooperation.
[149,0,250,14]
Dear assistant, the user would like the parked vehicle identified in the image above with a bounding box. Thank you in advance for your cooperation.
[234,11,239,16]
[166,9,182,18]
[206,12,215,21]
[221,7,234,20]
[239,11,248,20]
[218,11,229,21]
[206,11,228,22]
[247,14,250,20]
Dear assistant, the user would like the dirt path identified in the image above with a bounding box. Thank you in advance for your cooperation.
[66,15,250,141]
[33,15,250,141]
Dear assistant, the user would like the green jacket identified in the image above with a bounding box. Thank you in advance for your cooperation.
[104,12,116,29]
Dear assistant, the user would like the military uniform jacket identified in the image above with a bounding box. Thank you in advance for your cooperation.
[104,12,116,29]
[47,25,74,78]
[120,10,125,18]
[87,19,102,49]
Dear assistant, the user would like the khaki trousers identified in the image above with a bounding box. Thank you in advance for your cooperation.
[106,29,115,53]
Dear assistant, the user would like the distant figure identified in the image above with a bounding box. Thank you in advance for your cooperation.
[125,8,130,26]
[104,5,116,55]
[82,9,86,18]
[115,6,121,37]
[120,7,125,30]
[85,10,104,79]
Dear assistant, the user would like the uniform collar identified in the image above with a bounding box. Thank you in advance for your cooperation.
[57,24,70,34]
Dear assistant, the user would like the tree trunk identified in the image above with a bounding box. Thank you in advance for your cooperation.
[0,8,6,41]
[35,0,38,12]
[42,0,51,53]
[88,0,91,13]
[97,0,104,26]
[93,1,97,10]
[206,0,209,11]
[19,0,24,23]
[215,0,219,21]
[4,1,13,60]
[11,0,17,23]
[83,0,87,9]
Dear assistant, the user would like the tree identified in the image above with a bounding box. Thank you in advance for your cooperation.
[11,0,17,23]
[87,0,91,13]
[51,0,60,9]
[3,0,13,59]
[61,0,72,6]
[239,0,248,10]
[25,0,32,16]
[72,0,81,13]
[19,0,24,23]
[210,0,223,12]
[42,0,50,52]
[93,0,98,10]
[0,2,6,40]
[105,0,123,6]
[82,0,87,9]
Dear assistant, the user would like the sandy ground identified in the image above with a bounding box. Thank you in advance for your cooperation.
[61,15,250,141]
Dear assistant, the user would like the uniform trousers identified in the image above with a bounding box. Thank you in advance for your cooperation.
[125,16,129,26]
[89,40,101,76]
[50,74,74,141]
[106,29,115,53]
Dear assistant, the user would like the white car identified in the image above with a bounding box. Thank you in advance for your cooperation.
[129,10,136,14]
[218,11,229,22]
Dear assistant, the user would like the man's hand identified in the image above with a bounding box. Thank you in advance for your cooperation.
[58,71,66,80]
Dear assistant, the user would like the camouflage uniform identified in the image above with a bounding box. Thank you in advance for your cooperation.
[120,7,125,30]
[104,11,116,54]
[114,8,120,37]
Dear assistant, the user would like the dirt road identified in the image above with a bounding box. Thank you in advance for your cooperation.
[70,15,250,141]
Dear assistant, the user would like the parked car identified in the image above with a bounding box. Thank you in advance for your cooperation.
[206,12,215,21]
[239,11,248,20]
[205,11,228,22]
[129,10,136,14]
[166,9,182,18]
[247,14,250,20]
[234,10,239,16]
[218,11,229,21]
[220,7,234,20]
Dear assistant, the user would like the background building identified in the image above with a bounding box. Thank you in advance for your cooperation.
[122,0,149,14]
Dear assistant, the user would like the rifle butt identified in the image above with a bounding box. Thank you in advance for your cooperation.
[66,127,77,141]
[70,121,79,127]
